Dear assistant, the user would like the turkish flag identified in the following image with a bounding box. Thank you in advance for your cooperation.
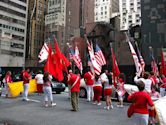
[44,45,56,78]
[54,38,70,73]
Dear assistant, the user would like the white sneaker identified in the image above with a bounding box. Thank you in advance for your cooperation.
[93,102,97,105]
[97,103,101,106]
[117,105,120,107]
[120,105,123,108]
[25,98,30,101]
[44,104,48,107]
[22,98,29,101]
[110,105,114,109]
[106,106,110,110]
[104,106,107,109]
[51,103,56,107]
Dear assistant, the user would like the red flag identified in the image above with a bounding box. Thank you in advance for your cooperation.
[111,48,120,87]
[61,53,70,73]
[44,45,56,78]
[53,53,64,81]
[54,38,70,80]
[161,51,166,75]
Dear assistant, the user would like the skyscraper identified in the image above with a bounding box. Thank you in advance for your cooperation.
[119,0,141,30]
[45,0,66,47]
[141,0,166,64]
[0,0,29,67]
[94,0,119,23]
[26,0,48,66]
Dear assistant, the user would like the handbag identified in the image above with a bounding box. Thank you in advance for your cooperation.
[127,103,135,118]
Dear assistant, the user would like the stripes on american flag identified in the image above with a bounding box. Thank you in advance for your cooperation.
[68,45,83,73]
[128,41,142,76]
[87,40,101,75]
[73,46,83,73]
[134,42,145,72]
[94,44,106,66]
[150,50,159,76]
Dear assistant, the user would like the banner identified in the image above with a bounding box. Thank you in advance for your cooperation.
[8,79,37,97]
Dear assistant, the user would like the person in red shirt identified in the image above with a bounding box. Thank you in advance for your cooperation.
[128,81,154,125]
[83,67,94,102]
[3,71,13,97]
[22,68,31,101]
[67,70,81,112]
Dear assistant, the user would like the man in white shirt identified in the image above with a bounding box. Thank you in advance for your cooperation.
[134,72,152,94]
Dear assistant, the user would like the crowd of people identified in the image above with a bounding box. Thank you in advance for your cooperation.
[0,67,166,125]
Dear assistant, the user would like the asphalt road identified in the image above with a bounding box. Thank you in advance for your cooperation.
[0,92,135,125]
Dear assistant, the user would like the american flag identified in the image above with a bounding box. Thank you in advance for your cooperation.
[128,40,142,76]
[150,47,159,76]
[87,40,101,75]
[134,42,145,73]
[73,46,83,73]
[68,45,83,73]
[94,44,106,66]
[68,46,75,60]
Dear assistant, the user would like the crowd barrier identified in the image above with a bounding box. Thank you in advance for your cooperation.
[8,79,37,97]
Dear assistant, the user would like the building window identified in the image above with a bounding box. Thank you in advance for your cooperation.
[101,12,103,15]
[0,5,26,18]
[69,11,71,15]
[0,0,26,10]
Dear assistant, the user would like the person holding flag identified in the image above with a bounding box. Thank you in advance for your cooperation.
[134,72,152,94]
[67,70,81,112]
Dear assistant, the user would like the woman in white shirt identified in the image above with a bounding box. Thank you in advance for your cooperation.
[100,71,113,110]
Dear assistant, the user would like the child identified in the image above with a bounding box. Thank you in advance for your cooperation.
[117,73,126,108]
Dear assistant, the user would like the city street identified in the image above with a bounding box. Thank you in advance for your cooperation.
[0,92,135,125]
